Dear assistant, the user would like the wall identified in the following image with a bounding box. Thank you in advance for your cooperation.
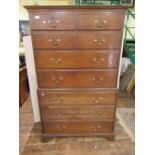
[19,0,75,20]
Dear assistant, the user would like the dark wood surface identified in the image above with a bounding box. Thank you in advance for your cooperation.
[30,12,76,30]
[35,50,119,69]
[38,89,117,106]
[41,105,115,120]
[37,69,117,88]
[32,31,121,49]
[27,6,125,139]
[43,120,114,135]
[78,12,124,30]
[29,11,124,31]
[19,67,29,106]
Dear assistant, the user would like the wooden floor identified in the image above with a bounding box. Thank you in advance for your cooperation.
[19,90,135,155]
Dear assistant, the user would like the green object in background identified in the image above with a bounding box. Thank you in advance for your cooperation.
[111,0,121,5]
[76,0,80,5]
[75,0,121,5]
[124,9,135,64]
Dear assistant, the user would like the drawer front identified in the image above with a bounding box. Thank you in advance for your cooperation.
[30,12,76,30]
[41,105,115,120]
[38,90,117,106]
[32,31,121,49]
[35,50,119,69]
[37,69,117,88]
[43,120,114,134]
[79,12,124,30]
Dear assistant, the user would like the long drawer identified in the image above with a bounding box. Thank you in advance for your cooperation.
[38,89,117,106]
[32,31,121,49]
[37,69,117,88]
[29,12,76,30]
[43,120,114,135]
[41,105,115,120]
[35,50,119,69]
[79,12,124,30]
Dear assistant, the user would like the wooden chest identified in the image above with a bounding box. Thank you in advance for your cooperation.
[26,6,126,140]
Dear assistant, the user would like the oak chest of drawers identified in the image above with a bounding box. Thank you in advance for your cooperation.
[26,6,126,140]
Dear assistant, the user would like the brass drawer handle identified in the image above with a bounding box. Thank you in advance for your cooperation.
[56,125,66,131]
[50,58,62,64]
[51,20,60,27]
[55,112,63,117]
[51,24,57,27]
[97,111,102,115]
[52,97,64,104]
[92,77,103,83]
[93,39,105,46]
[92,97,104,103]
[48,38,61,46]
[92,57,104,64]
[42,20,60,27]
[52,77,63,83]
[91,125,101,131]
[94,20,107,27]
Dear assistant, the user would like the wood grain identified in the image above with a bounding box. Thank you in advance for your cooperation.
[32,31,121,49]
[41,105,115,120]
[79,12,124,30]
[43,120,114,135]
[37,69,118,88]
[30,12,76,30]
[26,6,126,139]
[38,89,117,106]
[35,50,119,69]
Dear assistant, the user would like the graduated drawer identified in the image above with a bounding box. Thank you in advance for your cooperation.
[38,89,117,106]
[41,105,115,120]
[37,69,117,88]
[43,120,114,135]
[79,12,124,30]
[32,31,121,49]
[35,50,119,69]
[29,12,76,30]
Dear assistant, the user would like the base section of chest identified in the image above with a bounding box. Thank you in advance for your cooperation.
[38,89,117,139]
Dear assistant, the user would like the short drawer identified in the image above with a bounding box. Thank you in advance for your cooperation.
[35,50,119,69]
[43,120,114,135]
[32,31,121,49]
[78,12,124,30]
[37,69,117,88]
[38,89,117,106]
[29,12,76,30]
[41,105,115,120]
